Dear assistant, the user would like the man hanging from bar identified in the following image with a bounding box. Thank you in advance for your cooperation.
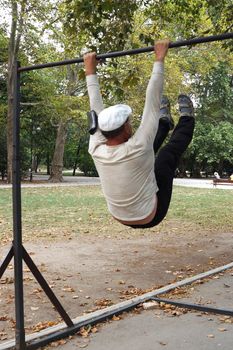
[84,40,195,228]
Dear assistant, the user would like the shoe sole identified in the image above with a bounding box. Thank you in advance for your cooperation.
[160,96,174,130]
[178,94,194,117]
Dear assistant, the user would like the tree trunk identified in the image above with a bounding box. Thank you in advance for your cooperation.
[49,122,68,182]
[192,164,201,178]
[177,158,187,178]
[6,0,25,183]
[7,63,14,183]
[7,1,17,183]
[48,64,78,182]
[72,143,81,176]
[46,152,50,175]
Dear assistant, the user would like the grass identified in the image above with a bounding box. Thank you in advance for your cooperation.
[171,186,233,230]
[0,185,232,243]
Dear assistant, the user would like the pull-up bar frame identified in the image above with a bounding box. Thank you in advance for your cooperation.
[19,32,233,72]
[0,32,233,350]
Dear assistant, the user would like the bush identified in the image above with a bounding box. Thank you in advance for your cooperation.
[77,137,98,177]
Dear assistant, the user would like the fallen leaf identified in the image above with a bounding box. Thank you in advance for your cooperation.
[218,328,227,332]
[1,277,14,284]
[91,327,98,333]
[0,316,8,321]
[79,326,91,337]
[0,332,8,341]
[62,287,75,292]
[50,339,67,347]
[112,315,121,321]
[143,301,160,310]
[30,307,39,311]
[94,298,113,307]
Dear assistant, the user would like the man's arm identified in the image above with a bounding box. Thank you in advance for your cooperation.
[84,52,104,115]
[136,39,169,143]
[155,40,169,63]
[84,52,106,150]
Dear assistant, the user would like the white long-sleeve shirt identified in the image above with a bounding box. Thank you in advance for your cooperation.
[87,62,164,221]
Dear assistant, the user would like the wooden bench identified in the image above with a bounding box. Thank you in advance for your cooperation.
[213,178,233,187]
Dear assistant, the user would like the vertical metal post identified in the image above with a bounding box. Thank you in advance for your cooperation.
[12,60,26,349]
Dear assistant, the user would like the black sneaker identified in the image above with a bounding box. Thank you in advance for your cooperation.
[178,94,194,117]
[159,95,174,130]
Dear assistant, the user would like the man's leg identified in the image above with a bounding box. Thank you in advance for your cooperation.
[152,114,195,226]
[153,96,174,153]
[153,119,170,153]
[130,95,195,229]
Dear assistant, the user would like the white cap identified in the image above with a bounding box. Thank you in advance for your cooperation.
[98,104,132,132]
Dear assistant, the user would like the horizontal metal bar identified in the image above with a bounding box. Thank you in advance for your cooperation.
[27,300,138,349]
[151,297,233,317]
[18,32,233,72]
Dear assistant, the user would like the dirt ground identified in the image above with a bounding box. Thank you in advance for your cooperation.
[1,228,233,344]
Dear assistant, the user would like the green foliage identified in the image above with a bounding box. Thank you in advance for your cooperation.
[0,65,7,178]
[144,0,233,40]
[19,69,58,170]
[189,120,233,174]
[206,0,233,34]
[63,123,98,176]
[195,61,233,122]
[0,121,7,179]
[76,135,98,177]
[62,0,139,52]
[51,95,87,123]
[144,0,207,38]
[1,0,233,179]
[0,28,8,63]
[63,123,86,168]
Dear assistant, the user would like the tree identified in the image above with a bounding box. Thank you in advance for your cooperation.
[5,0,28,182]
[206,0,233,35]
[0,33,8,179]
[77,136,98,176]
[144,0,233,39]
[48,61,83,182]
[188,121,233,176]
[1,0,59,182]
[194,61,233,123]
[1,0,232,181]
[45,0,141,181]
[49,94,87,181]
[0,100,7,179]
[19,65,59,177]
[62,0,139,52]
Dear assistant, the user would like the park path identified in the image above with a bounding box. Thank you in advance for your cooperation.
[0,175,232,189]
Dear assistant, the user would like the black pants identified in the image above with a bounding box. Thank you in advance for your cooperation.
[130,116,195,229]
